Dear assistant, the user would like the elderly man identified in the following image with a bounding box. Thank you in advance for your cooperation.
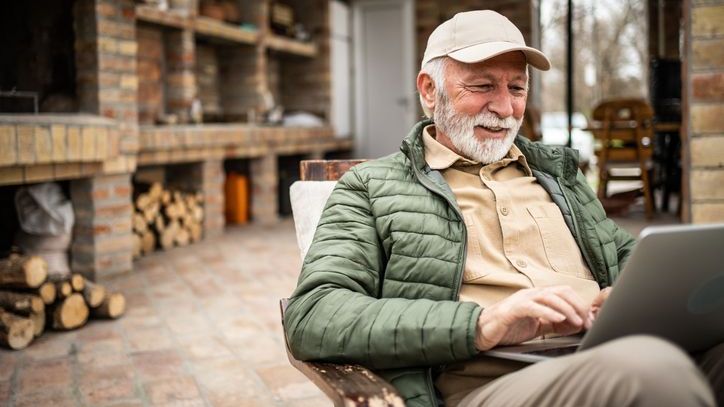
[285,10,721,407]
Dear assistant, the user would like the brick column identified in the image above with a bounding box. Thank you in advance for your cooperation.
[74,0,139,154]
[70,174,133,281]
[684,0,724,223]
[165,29,196,123]
[250,154,279,224]
[199,160,225,237]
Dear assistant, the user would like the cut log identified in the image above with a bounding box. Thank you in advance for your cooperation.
[161,190,171,205]
[52,293,89,330]
[175,227,190,246]
[70,274,85,292]
[135,192,152,209]
[160,220,180,250]
[153,214,165,233]
[141,231,156,255]
[189,222,202,242]
[0,307,34,350]
[132,233,142,259]
[83,281,107,308]
[55,281,72,299]
[0,291,44,315]
[143,201,160,223]
[37,282,57,304]
[0,255,48,289]
[92,292,126,319]
[30,311,45,337]
[133,212,147,233]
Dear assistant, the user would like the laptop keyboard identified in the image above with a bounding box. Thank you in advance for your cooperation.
[524,345,579,357]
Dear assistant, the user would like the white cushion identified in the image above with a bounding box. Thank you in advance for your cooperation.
[290,181,337,261]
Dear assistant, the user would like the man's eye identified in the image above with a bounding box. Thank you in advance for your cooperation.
[473,84,493,90]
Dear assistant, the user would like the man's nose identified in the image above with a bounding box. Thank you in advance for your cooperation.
[486,90,515,118]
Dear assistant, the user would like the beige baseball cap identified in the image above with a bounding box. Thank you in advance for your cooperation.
[421,10,551,71]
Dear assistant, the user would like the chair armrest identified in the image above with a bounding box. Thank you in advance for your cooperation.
[280,299,404,407]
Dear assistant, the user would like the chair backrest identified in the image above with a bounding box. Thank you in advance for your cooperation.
[592,98,654,144]
[521,105,542,141]
[290,160,366,260]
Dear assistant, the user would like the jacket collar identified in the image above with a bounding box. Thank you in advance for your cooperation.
[401,119,580,184]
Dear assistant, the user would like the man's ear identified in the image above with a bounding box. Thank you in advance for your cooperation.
[416,72,436,116]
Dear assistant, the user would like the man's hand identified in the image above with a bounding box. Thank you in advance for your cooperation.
[474,286,593,351]
[589,287,612,321]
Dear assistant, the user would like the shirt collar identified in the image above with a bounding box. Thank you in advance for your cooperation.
[422,124,533,176]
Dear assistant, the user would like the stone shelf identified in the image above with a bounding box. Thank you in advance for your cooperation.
[194,17,258,45]
[137,124,352,165]
[266,34,317,57]
[135,5,191,30]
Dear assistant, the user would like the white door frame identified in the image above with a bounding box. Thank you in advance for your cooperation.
[352,0,416,158]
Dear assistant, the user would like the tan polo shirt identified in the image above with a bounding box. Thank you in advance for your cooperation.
[423,125,601,405]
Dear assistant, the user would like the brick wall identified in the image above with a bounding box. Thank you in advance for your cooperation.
[195,44,222,117]
[165,29,197,123]
[279,0,332,119]
[137,26,166,125]
[684,0,724,223]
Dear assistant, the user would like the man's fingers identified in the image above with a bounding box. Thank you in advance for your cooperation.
[535,293,584,327]
[521,302,566,324]
[545,286,590,323]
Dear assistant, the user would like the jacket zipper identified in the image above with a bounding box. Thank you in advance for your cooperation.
[408,150,467,407]
[409,157,467,299]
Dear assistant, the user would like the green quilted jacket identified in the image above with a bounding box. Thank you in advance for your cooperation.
[285,119,636,406]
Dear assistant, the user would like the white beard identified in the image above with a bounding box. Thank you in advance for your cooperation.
[434,92,522,164]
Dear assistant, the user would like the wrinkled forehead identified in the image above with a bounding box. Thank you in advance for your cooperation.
[449,52,529,81]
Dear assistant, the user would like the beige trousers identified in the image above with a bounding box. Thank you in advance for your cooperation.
[455,336,721,407]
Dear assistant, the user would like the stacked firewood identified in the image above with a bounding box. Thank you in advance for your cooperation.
[132,182,204,258]
[0,254,126,350]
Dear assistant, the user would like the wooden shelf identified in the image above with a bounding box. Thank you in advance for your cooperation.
[266,35,317,57]
[194,17,258,45]
[135,5,191,30]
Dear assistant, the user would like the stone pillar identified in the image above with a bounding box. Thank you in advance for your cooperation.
[70,174,133,281]
[74,0,139,154]
[165,29,196,123]
[199,160,225,237]
[250,154,279,224]
[684,1,724,223]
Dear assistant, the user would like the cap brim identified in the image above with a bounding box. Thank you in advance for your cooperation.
[448,42,551,71]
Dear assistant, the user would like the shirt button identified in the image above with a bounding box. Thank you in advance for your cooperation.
[500,207,509,216]
[516,259,528,268]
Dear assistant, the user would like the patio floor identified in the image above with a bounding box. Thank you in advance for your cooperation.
[0,206,679,407]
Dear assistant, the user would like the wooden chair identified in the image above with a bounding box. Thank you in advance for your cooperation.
[280,159,405,407]
[592,99,655,218]
[521,105,542,142]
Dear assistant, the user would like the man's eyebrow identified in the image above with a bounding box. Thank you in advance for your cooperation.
[463,72,528,83]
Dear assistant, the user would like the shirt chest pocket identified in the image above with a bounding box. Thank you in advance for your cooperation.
[527,203,591,279]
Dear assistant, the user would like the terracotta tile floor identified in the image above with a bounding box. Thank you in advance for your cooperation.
[0,208,677,406]
[1,219,331,407]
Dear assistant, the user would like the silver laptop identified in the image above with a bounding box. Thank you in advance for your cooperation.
[484,223,724,363]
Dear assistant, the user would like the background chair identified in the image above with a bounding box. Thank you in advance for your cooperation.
[281,159,404,407]
[592,98,656,218]
[521,105,542,142]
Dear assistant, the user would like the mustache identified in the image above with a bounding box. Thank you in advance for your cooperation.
[472,112,519,129]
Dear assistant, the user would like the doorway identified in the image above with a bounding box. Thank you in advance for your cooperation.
[352,0,416,159]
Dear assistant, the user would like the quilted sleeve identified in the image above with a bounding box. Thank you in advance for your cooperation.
[283,167,482,370]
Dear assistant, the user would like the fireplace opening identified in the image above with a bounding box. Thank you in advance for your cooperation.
[0,0,78,113]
